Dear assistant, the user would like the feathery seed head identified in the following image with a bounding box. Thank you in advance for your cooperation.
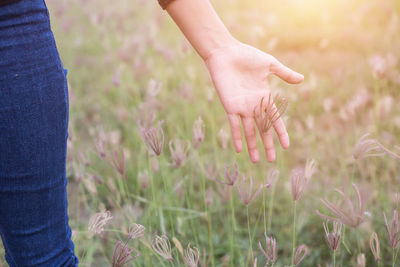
[305,158,317,181]
[383,209,400,249]
[111,147,126,177]
[323,220,342,251]
[183,243,200,267]
[128,223,145,240]
[236,174,270,206]
[151,235,173,262]
[316,183,366,228]
[294,245,309,266]
[139,120,165,156]
[353,133,385,161]
[88,210,113,238]
[254,93,289,133]
[112,240,139,267]
[215,162,238,186]
[356,253,366,267]
[192,116,205,149]
[369,232,381,262]
[290,167,307,202]
[258,235,277,265]
[169,139,190,168]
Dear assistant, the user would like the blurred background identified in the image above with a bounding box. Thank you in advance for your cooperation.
[1,0,399,266]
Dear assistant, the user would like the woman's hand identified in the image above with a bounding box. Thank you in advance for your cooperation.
[165,0,303,163]
[205,42,304,163]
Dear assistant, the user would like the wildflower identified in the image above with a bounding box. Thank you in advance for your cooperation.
[236,174,270,205]
[111,147,126,177]
[151,235,173,261]
[369,232,381,262]
[316,183,366,228]
[88,210,112,237]
[294,245,309,266]
[169,139,190,168]
[112,240,139,267]
[258,235,277,265]
[356,253,365,267]
[254,93,288,133]
[290,167,307,202]
[323,221,342,251]
[383,210,400,249]
[183,243,200,267]
[215,162,239,186]
[192,116,205,149]
[140,120,165,156]
[218,128,230,149]
[128,223,145,240]
[353,133,385,160]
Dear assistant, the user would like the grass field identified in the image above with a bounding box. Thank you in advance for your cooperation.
[2,0,399,266]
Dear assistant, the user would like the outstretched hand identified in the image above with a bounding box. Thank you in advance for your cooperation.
[205,42,304,163]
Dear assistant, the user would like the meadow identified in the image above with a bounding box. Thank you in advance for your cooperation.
[1,0,399,266]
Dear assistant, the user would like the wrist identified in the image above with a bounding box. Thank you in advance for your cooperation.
[201,33,239,62]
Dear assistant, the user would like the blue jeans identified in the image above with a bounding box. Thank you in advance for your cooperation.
[0,0,78,266]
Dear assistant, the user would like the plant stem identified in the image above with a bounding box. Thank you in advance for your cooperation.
[333,250,336,267]
[160,166,175,237]
[341,226,351,255]
[229,189,235,265]
[393,247,399,267]
[263,181,267,235]
[206,211,214,267]
[291,201,297,267]
[267,182,276,234]
[247,205,253,265]
[356,229,361,254]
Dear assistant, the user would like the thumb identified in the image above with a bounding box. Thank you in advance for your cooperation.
[269,57,304,84]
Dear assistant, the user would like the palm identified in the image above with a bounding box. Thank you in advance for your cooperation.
[205,42,303,162]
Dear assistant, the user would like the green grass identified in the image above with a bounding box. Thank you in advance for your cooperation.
[2,0,399,266]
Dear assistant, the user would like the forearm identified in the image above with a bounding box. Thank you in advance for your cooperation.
[165,0,238,61]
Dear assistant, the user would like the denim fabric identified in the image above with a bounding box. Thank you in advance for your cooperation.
[0,0,78,266]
